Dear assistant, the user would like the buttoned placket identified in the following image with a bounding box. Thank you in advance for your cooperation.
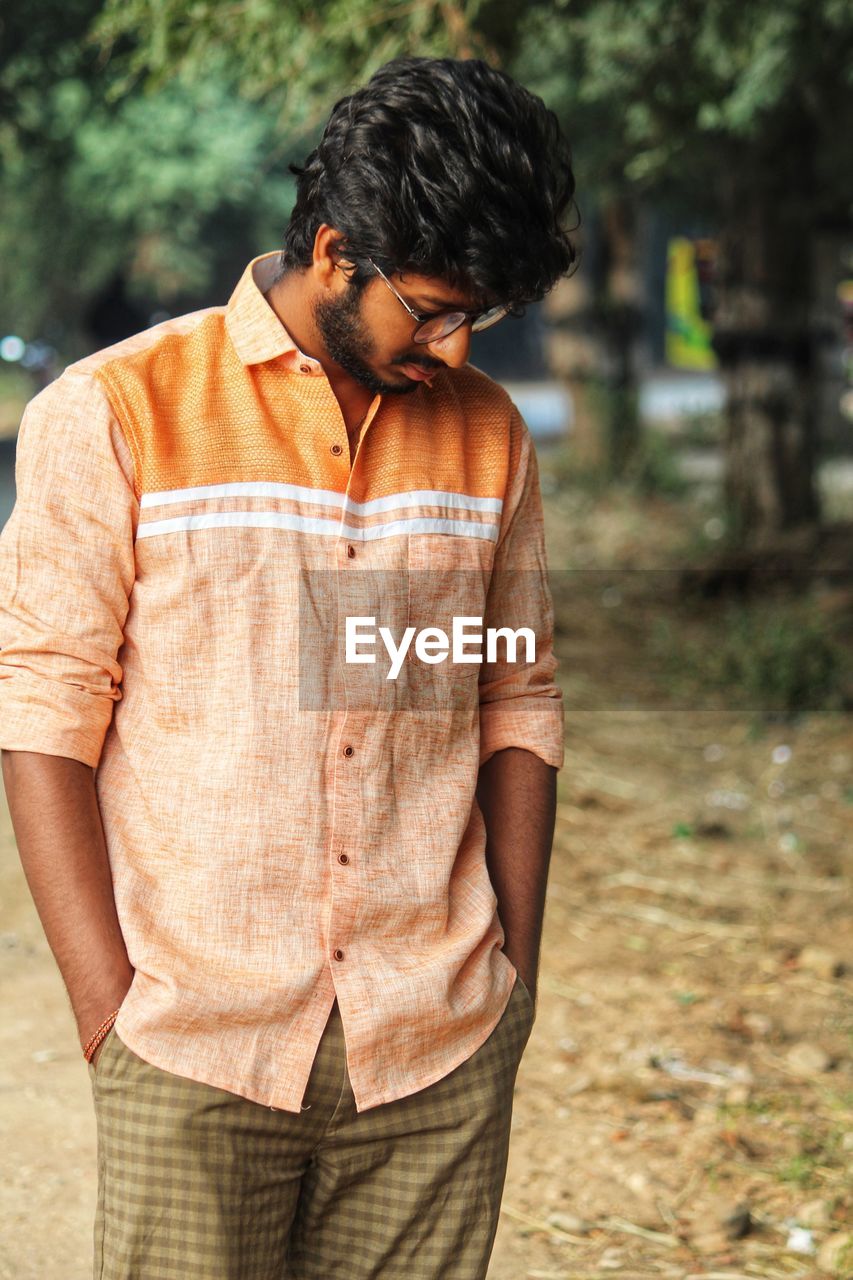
[315,371,384,991]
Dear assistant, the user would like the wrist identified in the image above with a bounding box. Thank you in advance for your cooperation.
[77,970,134,1057]
[508,958,538,1000]
[82,1008,120,1063]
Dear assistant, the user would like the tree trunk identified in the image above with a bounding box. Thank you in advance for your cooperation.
[545,194,643,478]
[712,132,821,548]
[544,241,607,472]
[599,195,643,477]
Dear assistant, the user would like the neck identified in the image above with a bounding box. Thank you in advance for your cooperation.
[265,270,375,432]
[264,271,321,365]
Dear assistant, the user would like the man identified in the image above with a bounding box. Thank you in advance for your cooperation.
[0,55,576,1279]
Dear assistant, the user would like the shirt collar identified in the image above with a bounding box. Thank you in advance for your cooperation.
[225,251,322,373]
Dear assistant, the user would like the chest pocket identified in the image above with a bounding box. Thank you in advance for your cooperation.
[405,529,497,715]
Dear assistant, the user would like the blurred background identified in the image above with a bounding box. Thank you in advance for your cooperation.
[0,3,851,1278]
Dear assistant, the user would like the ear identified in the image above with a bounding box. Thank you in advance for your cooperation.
[312,224,356,287]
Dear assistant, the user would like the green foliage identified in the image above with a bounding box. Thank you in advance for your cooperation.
[778,1120,848,1188]
[92,0,853,205]
[92,0,503,138]
[66,77,295,296]
[675,411,724,451]
[513,0,853,211]
[0,366,31,437]
[651,598,847,721]
[542,421,689,499]
[717,604,844,718]
[620,426,690,498]
[0,0,104,135]
[0,70,296,345]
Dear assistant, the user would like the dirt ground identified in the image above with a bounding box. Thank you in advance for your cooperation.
[1,471,851,1279]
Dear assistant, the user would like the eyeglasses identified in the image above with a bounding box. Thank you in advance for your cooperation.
[366,257,510,345]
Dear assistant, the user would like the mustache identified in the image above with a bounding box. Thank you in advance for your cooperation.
[396,356,444,371]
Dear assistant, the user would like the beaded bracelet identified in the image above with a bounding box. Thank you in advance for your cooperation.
[83,1009,120,1063]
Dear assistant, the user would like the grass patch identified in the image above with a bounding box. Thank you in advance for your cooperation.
[649,597,848,720]
[778,1152,823,1189]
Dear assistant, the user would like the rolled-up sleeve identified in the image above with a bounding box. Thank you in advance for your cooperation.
[0,369,137,768]
[478,410,564,770]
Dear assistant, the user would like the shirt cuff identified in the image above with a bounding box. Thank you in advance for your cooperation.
[0,674,116,768]
[478,696,565,770]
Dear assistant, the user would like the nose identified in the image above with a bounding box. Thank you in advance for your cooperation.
[425,320,472,369]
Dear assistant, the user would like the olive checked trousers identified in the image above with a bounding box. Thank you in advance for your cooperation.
[87,973,535,1279]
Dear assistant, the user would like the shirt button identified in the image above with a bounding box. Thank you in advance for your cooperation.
[330,442,343,456]
[343,744,354,758]
[333,948,345,961]
[346,544,356,558]
[337,852,350,865]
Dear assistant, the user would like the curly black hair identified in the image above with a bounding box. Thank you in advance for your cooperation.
[280,56,579,310]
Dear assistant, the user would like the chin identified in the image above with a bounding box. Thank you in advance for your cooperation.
[359,368,420,396]
[381,380,420,396]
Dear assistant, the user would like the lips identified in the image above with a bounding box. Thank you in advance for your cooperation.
[400,363,439,385]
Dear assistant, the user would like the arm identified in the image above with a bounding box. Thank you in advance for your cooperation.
[476,746,557,1005]
[0,370,138,1065]
[477,409,564,1010]
[2,751,134,1062]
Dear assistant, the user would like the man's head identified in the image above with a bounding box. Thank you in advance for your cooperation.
[278,56,579,395]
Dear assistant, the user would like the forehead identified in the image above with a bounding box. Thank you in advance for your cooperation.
[392,269,485,311]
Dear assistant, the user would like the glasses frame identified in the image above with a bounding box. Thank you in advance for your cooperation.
[366,257,509,345]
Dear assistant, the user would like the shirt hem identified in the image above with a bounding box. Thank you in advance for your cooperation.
[112,1000,336,1115]
[349,965,519,1113]
[111,970,519,1115]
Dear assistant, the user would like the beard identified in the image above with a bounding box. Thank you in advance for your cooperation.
[312,285,440,395]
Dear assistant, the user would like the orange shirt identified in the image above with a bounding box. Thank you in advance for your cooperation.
[0,252,564,1113]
